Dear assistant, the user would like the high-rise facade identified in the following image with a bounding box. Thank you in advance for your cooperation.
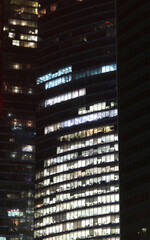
[35,1,119,240]
[0,0,38,239]
[116,1,150,239]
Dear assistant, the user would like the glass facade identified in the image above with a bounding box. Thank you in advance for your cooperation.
[0,0,37,239]
[35,1,119,240]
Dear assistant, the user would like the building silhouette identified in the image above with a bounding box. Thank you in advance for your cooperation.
[35,1,119,239]
[0,0,38,239]
[117,1,150,239]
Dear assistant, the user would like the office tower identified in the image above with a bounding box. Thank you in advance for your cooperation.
[35,0,119,240]
[116,1,150,239]
[0,0,38,239]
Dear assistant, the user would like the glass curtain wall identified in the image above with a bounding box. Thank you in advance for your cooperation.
[35,1,119,240]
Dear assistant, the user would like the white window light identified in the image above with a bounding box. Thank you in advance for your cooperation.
[44,88,86,108]
[102,64,116,73]
[37,66,72,85]
[22,145,34,152]
[12,40,20,46]
[44,109,118,134]
[8,32,15,38]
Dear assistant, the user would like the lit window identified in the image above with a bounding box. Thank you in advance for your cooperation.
[10,4,38,15]
[10,152,17,158]
[50,3,57,12]
[13,86,19,93]
[9,19,37,28]
[37,66,72,85]
[12,124,22,130]
[28,88,33,94]
[11,63,22,70]
[8,113,12,117]
[20,34,38,42]
[102,64,116,73]
[22,145,34,152]
[10,0,38,7]
[21,41,37,48]
[78,102,110,115]
[9,138,14,142]
[12,40,20,46]
[56,134,117,154]
[45,109,118,134]
[8,32,15,38]
[26,120,34,127]
[73,64,117,80]
[21,154,33,160]
[7,209,24,217]
[28,42,36,47]
[11,86,22,93]
[43,88,86,108]
[38,8,46,18]
[3,25,9,31]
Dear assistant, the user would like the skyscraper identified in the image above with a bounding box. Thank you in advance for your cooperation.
[0,0,38,239]
[35,1,119,239]
[116,1,150,239]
